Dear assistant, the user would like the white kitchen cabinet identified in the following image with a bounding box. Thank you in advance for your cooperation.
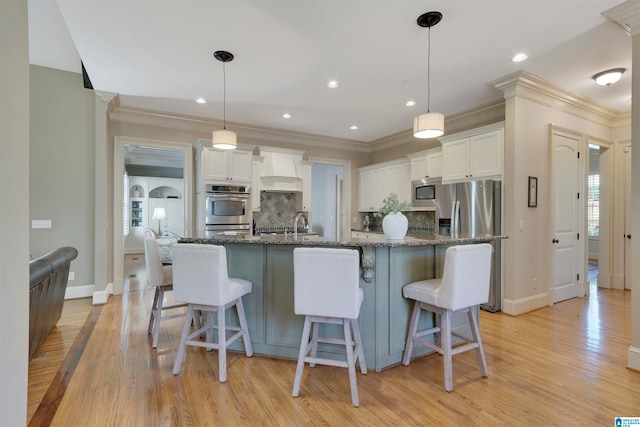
[300,162,312,211]
[441,126,503,183]
[358,159,411,212]
[251,158,263,212]
[203,148,252,183]
[196,142,252,190]
[408,148,443,181]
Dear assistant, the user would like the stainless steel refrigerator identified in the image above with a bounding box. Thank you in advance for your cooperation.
[435,180,502,312]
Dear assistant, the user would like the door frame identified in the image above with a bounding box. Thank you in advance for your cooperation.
[307,156,351,241]
[113,136,193,295]
[548,124,585,304]
[585,135,614,290]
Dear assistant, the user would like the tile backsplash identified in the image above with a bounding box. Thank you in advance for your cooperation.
[361,210,435,233]
[254,191,300,232]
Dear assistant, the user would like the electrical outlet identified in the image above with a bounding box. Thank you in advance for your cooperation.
[532,278,537,290]
[32,220,52,229]
[68,272,75,281]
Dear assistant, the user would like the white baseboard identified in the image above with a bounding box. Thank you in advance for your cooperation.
[64,285,94,300]
[92,282,114,305]
[628,346,640,371]
[502,291,549,316]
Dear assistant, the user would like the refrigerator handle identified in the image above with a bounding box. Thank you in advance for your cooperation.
[454,200,460,235]
[450,201,456,234]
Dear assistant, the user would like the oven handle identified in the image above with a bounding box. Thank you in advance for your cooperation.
[205,192,250,197]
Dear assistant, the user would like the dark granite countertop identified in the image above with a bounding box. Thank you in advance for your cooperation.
[179,233,507,248]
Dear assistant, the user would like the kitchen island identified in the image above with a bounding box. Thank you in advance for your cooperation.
[178,233,506,371]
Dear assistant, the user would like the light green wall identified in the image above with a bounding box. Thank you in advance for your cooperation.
[30,65,96,289]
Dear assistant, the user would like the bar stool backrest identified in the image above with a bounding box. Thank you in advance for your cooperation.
[171,244,230,307]
[293,247,361,319]
[437,243,493,312]
[144,234,167,288]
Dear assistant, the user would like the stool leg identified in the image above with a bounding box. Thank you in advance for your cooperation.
[309,321,319,367]
[468,307,488,377]
[441,309,453,392]
[343,318,359,407]
[351,319,367,374]
[236,298,253,357]
[218,306,227,383]
[148,287,160,334]
[172,305,194,375]
[152,286,165,348]
[292,316,312,397]
[403,301,422,366]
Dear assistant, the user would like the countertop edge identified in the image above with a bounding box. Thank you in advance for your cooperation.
[179,235,508,248]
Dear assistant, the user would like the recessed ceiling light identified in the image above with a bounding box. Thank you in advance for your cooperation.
[593,68,625,86]
[406,100,416,107]
[350,125,358,130]
[327,80,340,88]
[512,53,528,62]
[196,97,207,104]
[282,113,292,119]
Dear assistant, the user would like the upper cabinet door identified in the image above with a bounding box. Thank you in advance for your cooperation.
[468,130,502,179]
[203,149,228,181]
[442,138,470,182]
[228,150,252,182]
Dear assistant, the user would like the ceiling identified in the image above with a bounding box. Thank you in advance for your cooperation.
[28,1,631,144]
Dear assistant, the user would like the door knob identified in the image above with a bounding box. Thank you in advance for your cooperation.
[552,238,559,244]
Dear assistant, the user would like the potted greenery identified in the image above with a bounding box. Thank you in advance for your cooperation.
[374,193,412,240]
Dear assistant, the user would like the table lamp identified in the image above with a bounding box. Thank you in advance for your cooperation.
[152,207,167,236]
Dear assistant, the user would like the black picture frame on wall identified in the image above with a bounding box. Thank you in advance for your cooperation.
[528,176,538,208]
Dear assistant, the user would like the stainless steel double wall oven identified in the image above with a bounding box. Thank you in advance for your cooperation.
[204,184,251,237]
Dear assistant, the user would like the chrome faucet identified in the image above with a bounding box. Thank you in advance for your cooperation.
[293,212,309,240]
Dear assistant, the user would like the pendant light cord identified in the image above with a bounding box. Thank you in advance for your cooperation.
[222,61,227,130]
[427,26,431,113]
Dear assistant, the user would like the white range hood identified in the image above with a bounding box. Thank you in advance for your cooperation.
[259,148,304,192]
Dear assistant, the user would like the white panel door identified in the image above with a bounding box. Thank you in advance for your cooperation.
[550,130,581,303]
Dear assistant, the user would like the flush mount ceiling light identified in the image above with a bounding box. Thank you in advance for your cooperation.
[212,50,237,150]
[592,68,625,86]
[327,80,340,88]
[196,97,207,104]
[512,53,528,62]
[413,11,444,139]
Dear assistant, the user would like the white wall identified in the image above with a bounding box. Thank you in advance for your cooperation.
[0,0,30,422]
[501,86,615,314]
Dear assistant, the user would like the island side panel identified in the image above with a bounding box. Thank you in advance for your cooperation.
[374,245,437,371]
[224,243,266,348]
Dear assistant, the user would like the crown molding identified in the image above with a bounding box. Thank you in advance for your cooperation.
[491,70,623,127]
[109,105,370,153]
[603,0,640,36]
[369,100,505,153]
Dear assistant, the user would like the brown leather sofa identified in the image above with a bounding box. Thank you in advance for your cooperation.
[29,247,78,359]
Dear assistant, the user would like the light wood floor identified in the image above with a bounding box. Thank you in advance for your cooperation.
[28,258,640,426]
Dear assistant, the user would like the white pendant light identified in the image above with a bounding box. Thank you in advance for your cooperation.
[413,11,444,139]
[212,50,237,150]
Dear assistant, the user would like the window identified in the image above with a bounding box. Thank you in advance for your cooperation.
[587,174,599,237]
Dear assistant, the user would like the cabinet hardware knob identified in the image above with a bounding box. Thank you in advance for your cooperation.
[552,238,559,244]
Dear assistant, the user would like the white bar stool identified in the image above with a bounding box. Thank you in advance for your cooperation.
[402,243,493,392]
[170,244,253,383]
[144,234,186,348]
[292,247,367,407]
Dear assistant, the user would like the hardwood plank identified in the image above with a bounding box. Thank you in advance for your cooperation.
[30,256,640,425]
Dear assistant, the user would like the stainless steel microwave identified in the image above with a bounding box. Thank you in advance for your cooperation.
[411,178,439,208]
